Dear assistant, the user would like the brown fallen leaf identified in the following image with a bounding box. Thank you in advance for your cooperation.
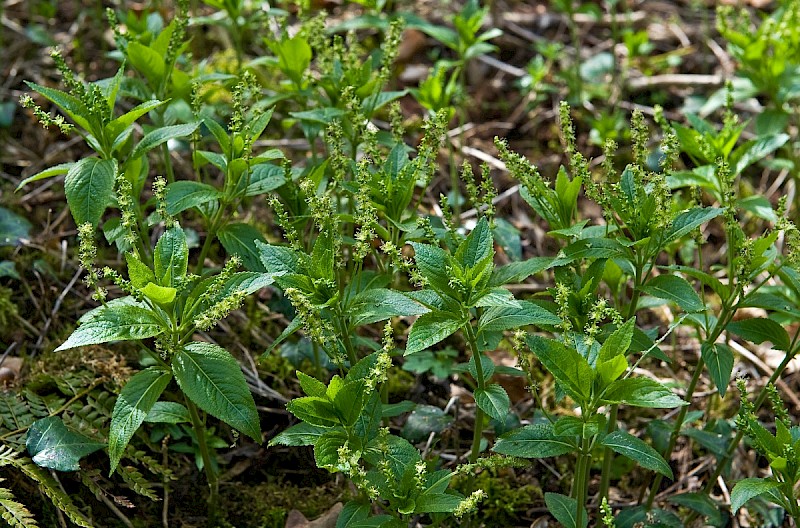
[285,502,343,528]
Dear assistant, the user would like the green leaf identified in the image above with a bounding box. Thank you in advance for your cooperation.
[0,207,31,247]
[269,35,312,85]
[597,354,628,386]
[663,207,723,245]
[26,416,105,471]
[310,228,335,281]
[410,243,455,295]
[641,275,705,313]
[492,424,575,458]
[286,396,339,428]
[405,312,464,356]
[348,288,429,327]
[297,371,327,398]
[474,384,510,421]
[414,493,462,514]
[255,241,301,274]
[597,318,635,363]
[125,253,155,289]
[314,429,349,470]
[56,304,163,351]
[144,402,191,424]
[602,378,686,408]
[602,430,672,479]
[108,367,172,473]
[268,422,327,447]
[218,223,268,272]
[141,283,177,305]
[478,301,561,332]
[64,157,117,228]
[129,122,200,161]
[125,41,166,88]
[701,342,734,397]
[544,493,587,528]
[246,163,286,196]
[730,478,780,513]
[16,162,74,190]
[26,81,94,134]
[154,227,188,287]
[526,335,593,403]
[171,342,261,441]
[401,405,453,442]
[165,181,221,215]
[105,99,166,142]
[727,318,790,351]
[667,493,722,525]
[455,217,492,268]
[731,134,789,175]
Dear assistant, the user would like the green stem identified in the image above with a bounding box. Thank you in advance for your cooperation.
[464,322,486,464]
[645,358,705,509]
[598,261,645,501]
[185,397,219,522]
[575,435,591,528]
[702,346,799,493]
[194,206,226,275]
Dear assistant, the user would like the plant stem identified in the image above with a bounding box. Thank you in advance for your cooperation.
[598,263,645,501]
[702,346,799,493]
[185,397,219,523]
[645,358,704,509]
[575,435,591,528]
[464,322,486,464]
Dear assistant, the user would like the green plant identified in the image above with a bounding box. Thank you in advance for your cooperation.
[732,382,800,524]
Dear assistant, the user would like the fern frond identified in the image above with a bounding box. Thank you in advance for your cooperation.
[128,450,175,481]
[117,466,159,501]
[0,394,34,432]
[14,458,93,528]
[0,482,38,528]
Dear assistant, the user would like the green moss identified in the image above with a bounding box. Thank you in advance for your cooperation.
[455,467,543,526]
[219,479,352,528]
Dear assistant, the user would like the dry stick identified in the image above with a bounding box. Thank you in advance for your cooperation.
[34,267,83,351]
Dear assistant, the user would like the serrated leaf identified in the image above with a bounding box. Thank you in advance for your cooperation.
[526,335,593,403]
[130,122,199,161]
[218,223,268,272]
[455,217,492,268]
[165,181,221,215]
[545,492,587,528]
[730,478,780,513]
[64,157,117,228]
[474,384,510,421]
[478,301,561,332]
[726,318,790,351]
[492,424,575,458]
[125,253,155,289]
[348,288,429,327]
[56,304,163,351]
[154,226,188,287]
[602,377,686,408]
[16,162,74,190]
[26,417,105,471]
[414,493,462,514]
[701,342,734,397]
[172,342,261,441]
[108,367,172,473]
[141,283,177,305]
[410,243,455,295]
[144,402,191,424]
[598,318,635,363]
[268,422,327,447]
[602,430,672,478]
[663,207,723,244]
[641,275,705,312]
[405,312,464,356]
